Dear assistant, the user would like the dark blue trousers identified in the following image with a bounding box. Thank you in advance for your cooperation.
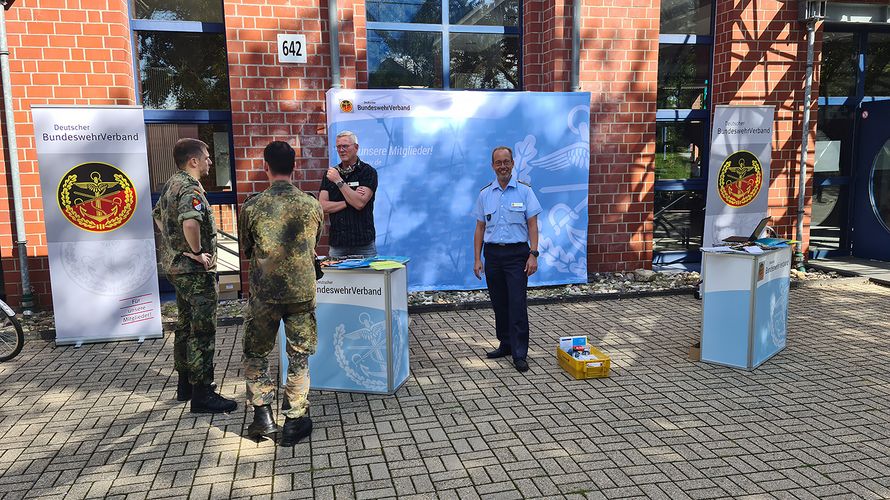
[483,242,530,361]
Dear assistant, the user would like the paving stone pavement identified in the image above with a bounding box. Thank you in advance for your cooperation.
[1,280,890,499]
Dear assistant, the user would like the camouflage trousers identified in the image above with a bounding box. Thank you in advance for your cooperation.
[243,298,317,419]
[168,272,218,384]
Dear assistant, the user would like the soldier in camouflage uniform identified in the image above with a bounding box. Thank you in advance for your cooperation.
[152,138,237,414]
[239,141,323,445]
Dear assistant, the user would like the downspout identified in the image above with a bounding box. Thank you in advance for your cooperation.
[570,0,581,91]
[0,1,34,313]
[328,0,340,88]
[795,19,816,271]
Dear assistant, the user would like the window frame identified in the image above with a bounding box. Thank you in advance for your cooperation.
[653,7,716,264]
[366,1,523,90]
[128,7,237,206]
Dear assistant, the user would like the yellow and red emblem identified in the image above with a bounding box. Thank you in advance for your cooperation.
[339,99,353,113]
[717,150,763,208]
[57,162,137,232]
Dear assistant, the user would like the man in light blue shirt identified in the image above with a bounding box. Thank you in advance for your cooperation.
[473,146,543,373]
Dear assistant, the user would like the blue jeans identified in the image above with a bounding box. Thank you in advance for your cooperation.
[329,242,377,258]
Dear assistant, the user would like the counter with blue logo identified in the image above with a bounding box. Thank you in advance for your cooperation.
[278,259,410,394]
[700,246,791,370]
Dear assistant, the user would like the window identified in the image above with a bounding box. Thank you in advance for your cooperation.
[820,32,858,99]
[656,121,706,180]
[368,31,444,88]
[865,33,890,96]
[136,31,231,111]
[654,191,705,252]
[657,45,710,109]
[654,0,714,259]
[132,0,224,22]
[366,0,521,89]
[660,0,711,35]
[129,0,235,201]
[144,123,232,193]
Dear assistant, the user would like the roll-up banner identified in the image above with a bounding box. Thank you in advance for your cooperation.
[326,89,591,291]
[703,106,775,247]
[32,106,162,346]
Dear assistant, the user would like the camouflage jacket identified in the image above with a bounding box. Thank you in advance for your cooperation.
[152,171,217,275]
[238,180,323,303]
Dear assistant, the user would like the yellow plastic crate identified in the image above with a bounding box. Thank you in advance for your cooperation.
[556,346,611,379]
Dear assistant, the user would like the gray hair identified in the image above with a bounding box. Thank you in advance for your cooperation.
[336,130,358,145]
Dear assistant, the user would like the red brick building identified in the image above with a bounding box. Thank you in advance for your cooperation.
[1,0,889,307]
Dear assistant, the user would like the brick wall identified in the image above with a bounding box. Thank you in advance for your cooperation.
[712,0,816,248]
[224,0,362,290]
[524,0,659,272]
[0,0,136,307]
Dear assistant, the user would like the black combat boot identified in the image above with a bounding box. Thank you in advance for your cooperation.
[190,383,238,414]
[279,416,312,447]
[176,371,191,402]
[247,405,279,439]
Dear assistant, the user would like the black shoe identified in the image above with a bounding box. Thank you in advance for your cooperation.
[190,383,238,414]
[247,405,279,439]
[514,359,529,372]
[280,416,312,447]
[486,347,511,359]
[176,371,191,402]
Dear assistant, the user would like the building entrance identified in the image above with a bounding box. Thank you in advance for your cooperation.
[851,100,890,260]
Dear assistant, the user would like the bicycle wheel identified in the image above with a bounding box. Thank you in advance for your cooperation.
[0,303,24,362]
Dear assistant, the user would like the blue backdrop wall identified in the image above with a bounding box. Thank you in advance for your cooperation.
[326,89,591,291]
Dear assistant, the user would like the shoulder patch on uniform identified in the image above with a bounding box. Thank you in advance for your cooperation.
[191,195,204,212]
[518,180,532,187]
[479,181,493,191]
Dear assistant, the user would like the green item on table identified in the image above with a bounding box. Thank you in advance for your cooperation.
[369,261,404,270]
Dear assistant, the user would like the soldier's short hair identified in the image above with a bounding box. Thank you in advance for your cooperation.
[264,141,296,175]
[336,130,358,145]
[173,138,209,169]
[491,146,513,163]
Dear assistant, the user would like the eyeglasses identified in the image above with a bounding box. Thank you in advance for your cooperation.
[493,160,513,166]
[336,144,354,150]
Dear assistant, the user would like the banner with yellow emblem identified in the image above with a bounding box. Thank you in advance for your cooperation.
[33,106,162,346]
[704,106,775,247]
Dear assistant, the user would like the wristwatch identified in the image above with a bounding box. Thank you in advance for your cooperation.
[335,180,346,188]
[530,250,539,258]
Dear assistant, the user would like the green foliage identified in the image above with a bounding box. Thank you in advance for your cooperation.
[138,32,231,110]
[656,152,692,180]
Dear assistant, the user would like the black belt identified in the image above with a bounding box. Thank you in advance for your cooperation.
[485,242,526,247]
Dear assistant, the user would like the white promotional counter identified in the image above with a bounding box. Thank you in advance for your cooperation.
[700,246,791,369]
[279,265,410,395]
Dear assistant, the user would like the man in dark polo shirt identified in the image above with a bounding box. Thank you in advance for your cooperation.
[319,131,378,258]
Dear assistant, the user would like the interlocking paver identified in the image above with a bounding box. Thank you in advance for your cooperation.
[2,280,890,497]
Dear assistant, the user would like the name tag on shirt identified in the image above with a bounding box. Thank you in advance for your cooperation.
[348,181,360,188]
[511,202,524,208]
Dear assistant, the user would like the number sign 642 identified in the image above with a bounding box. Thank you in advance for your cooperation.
[277,34,307,64]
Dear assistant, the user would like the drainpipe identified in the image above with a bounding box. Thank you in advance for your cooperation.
[570,0,581,91]
[328,0,340,88]
[0,1,34,314]
[795,18,816,272]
